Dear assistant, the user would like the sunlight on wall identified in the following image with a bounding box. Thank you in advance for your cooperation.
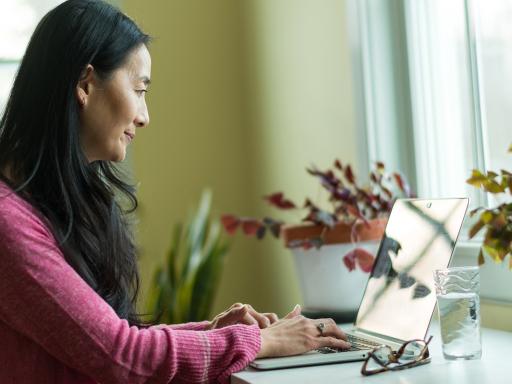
[122,0,358,316]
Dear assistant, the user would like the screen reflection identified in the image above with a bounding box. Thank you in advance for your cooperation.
[355,198,469,341]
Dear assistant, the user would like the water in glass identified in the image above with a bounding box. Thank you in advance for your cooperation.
[434,266,482,360]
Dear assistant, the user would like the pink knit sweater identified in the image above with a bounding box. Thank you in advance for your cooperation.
[0,181,260,383]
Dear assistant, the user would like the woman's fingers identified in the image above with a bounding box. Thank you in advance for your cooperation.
[214,304,249,328]
[284,304,302,319]
[263,312,279,324]
[257,315,351,358]
[216,303,275,328]
[245,305,272,328]
[314,318,348,341]
[317,336,352,350]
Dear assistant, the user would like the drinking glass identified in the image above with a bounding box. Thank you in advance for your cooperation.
[433,266,481,360]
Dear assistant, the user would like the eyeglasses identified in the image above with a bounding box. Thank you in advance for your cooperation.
[361,336,433,376]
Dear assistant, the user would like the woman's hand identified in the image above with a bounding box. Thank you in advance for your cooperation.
[206,303,279,330]
[256,306,351,358]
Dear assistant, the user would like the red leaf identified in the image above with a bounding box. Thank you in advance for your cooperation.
[354,248,375,273]
[221,215,240,235]
[334,159,343,170]
[344,165,355,184]
[264,192,296,209]
[393,173,411,196]
[394,173,405,192]
[343,250,357,272]
[241,219,262,236]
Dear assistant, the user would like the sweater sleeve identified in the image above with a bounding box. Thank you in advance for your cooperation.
[0,193,260,384]
[165,321,210,331]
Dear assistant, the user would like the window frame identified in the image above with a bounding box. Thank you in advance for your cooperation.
[347,0,512,303]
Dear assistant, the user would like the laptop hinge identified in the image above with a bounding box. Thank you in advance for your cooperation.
[351,327,405,349]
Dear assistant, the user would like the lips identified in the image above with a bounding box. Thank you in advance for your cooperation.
[124,131,135,142]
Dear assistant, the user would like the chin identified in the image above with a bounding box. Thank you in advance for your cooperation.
[113,153,126,162]
[109,148,127,162]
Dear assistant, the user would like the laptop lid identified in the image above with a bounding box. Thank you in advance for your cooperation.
[354,198,469,342]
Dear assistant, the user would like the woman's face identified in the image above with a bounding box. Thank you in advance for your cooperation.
[77,44,151,162]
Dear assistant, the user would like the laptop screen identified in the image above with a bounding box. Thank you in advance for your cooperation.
[355,198,469,341]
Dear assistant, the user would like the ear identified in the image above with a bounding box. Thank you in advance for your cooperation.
[76,64,95,107]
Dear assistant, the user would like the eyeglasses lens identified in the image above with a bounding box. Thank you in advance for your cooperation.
[365,346,393,372]
[398,341,426,365]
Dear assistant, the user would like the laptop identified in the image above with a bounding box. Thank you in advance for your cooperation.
[251,198,469,370]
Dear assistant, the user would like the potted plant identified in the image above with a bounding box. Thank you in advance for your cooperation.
[221,160,413,316]
[466,144,512,268]
[147,190,230,323]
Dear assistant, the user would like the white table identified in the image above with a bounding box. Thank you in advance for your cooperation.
[232,322,511,384]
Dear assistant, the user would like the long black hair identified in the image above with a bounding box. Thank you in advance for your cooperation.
[0,0,151,326]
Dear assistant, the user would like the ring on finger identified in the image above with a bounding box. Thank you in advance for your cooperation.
[316,322,325,336]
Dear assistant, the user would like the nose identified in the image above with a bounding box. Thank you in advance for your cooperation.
[135,104,150,128]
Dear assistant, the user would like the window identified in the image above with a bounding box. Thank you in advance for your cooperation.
[0,1,66,113]
[348,0,512,301]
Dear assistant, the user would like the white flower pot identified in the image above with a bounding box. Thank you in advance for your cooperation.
[290,240,380,312]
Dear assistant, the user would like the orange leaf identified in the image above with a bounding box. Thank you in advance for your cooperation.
[469,219,485,239]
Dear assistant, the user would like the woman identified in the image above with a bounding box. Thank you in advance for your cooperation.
[0,1,350,383]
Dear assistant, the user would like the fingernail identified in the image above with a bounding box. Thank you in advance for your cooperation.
[294,304,301,311]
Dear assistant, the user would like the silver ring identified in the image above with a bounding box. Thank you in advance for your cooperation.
[316,322,325,336]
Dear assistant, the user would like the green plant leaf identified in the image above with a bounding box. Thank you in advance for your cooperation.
[483,244,506,263]
[481,210,494,224]
[483,180,505,194]
[466,169,487,187]
[146,266,164,319]
[189,235,229,321]
[149,189,231,324]
[181,190,212,282]
[167,223,183,292]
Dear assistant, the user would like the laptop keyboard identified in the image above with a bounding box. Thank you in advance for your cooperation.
[317,334,382,353]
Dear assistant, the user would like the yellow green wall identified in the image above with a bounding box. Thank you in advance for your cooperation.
[122,0,512,330]
[123,0,358,317]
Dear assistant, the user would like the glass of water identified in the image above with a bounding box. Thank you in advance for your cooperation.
[433,266,482,360]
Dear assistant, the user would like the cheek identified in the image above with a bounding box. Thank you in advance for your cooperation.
[111,94,139,131]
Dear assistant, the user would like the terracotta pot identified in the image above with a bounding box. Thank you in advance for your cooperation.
[281,218,387,314]
[281,218,387,248]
